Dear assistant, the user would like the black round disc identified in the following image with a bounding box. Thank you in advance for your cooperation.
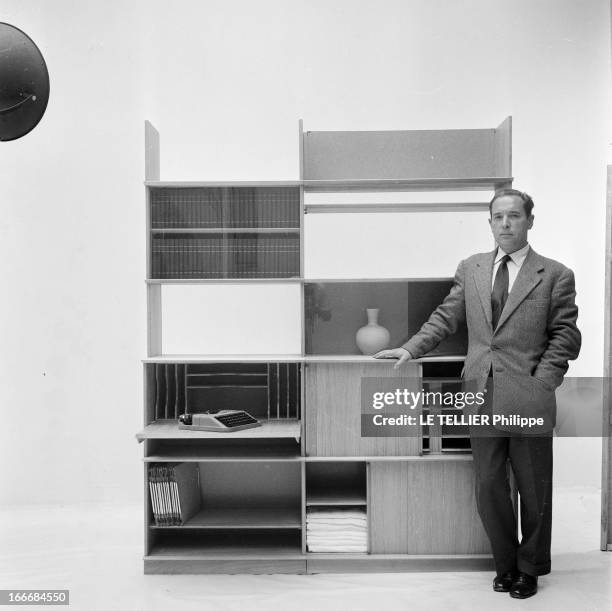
[0,23,50,141]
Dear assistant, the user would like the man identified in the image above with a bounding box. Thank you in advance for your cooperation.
[374,189,581,599]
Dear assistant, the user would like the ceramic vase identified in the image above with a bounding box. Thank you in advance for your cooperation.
[355,308,390,355]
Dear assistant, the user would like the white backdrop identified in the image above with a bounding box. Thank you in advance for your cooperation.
[0,0,609,505]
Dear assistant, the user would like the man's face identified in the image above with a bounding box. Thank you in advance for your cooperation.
[488,195,533,254]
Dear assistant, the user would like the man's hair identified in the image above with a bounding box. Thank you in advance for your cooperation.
[489,188,534,217]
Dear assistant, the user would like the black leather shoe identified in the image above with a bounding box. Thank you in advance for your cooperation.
[509,572,538,599]
[493,571,517,592]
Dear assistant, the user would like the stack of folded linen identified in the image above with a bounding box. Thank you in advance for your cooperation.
[306,507,368,552]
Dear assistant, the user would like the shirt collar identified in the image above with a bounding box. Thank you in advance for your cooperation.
[495,243,530,266]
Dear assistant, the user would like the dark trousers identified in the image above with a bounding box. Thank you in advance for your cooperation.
[470,433,553,576]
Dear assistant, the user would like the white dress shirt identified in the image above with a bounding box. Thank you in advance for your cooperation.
[491,243,530,293]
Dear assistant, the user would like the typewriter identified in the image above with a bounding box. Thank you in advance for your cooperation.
[178,411,261,432]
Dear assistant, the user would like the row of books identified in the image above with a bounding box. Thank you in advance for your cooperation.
[151,188,223,227]
[151,188,300,228]
[306,507,368,553]
[151,237,300,278]
[148,463,201,526]
[225,197,300,228]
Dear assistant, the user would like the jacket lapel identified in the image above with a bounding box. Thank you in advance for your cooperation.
[494,248,544,333]
[473,251,496,329]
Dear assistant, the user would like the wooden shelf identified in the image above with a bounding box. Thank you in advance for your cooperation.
[301,355,466,363]
[304,277,455,283]
[146,546,303,559]
[143,355,304,363]
[304,201,489,214]
[146,180,302,188]
[144,452,473,463]
[145,277,465,285]
[306,492,367,506]
[145,448,300,462]
[304,455,473,461]
[151,228,300,234]
[150,507,302,529]
[146,278,301,284]
[145,178,510,191]
[147,530,303,557]
[137,419,300,441]
[303,177,512,193]
[142,354,465,364]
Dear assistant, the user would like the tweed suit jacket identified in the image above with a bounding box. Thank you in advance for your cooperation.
[402,248,581,428]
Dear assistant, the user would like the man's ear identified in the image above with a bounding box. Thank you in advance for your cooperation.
[528,215,534,229]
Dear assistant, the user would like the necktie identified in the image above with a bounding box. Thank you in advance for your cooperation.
[491,254,511,329]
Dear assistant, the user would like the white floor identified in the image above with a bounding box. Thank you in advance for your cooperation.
[0,486,610,611]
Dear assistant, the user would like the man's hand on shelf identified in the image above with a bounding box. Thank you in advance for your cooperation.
[373,347,413,369]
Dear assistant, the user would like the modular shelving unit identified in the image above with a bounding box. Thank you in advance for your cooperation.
[138,117,513,573]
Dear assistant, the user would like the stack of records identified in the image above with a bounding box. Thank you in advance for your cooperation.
[306,507,368,552]
[148,463,201,526]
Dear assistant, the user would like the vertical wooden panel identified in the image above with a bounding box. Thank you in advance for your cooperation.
[144,363,157,424]
[299,184,305,354]
[300,460,307,554]
[305,362,421,457]
[425,380,443,454]
[145,187,152,279]
[298,119,304,180]
[369,461,490,554]
[366,461,371,553]
[493,116,512,179]
[145,120,160,181]
[197,462,301,507]
[602,165,612,549]
[144,454,153,555]
[303,129,497,180]
[145,121,162,358]
[369,462,409,553]
[147,284,162,357]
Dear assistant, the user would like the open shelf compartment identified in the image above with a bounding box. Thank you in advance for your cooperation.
[420,360,471,454]
[144,438,301,461]
[147,530,303,557]
[144,362,301,424]
[306,461,367,506]
[147,461,302,529]
[304,280,467,356]
[148,185,301,280]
